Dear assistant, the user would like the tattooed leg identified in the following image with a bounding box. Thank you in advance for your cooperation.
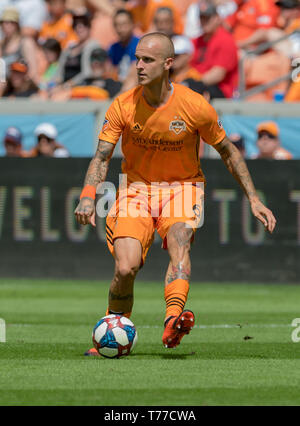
[165,222,192,287]
[108,237,142,314]
[162,223,193,322]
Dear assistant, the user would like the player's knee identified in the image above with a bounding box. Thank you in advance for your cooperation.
[168,225,192,251]
[115,261,139,281]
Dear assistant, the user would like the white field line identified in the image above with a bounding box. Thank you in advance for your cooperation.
[8,323,293,329]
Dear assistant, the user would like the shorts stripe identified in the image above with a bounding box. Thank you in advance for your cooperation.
[106,234,113,246]
[106,224,114,236]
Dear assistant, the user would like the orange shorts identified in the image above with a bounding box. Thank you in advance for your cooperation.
[105,181,204,265]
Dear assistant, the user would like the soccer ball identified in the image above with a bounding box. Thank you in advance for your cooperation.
[92,314,138,358]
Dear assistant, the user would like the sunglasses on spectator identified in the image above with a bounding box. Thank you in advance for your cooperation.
[257,131,276,139]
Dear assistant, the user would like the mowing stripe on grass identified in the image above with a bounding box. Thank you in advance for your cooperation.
[8,323,293,329]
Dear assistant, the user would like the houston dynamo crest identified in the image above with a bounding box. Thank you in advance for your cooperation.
[169,118,186,135]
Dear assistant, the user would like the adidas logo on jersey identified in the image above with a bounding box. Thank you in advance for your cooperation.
[132,122,143,133]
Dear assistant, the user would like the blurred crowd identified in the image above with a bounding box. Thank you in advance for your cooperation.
[0,0,298,159]
[3,122,69,157]
[0,0,300,102]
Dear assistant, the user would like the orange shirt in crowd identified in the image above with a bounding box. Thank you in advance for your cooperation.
[127,0,184,35]
[227,0,280,42]
[39,13,78,49]
[99,83,226,184]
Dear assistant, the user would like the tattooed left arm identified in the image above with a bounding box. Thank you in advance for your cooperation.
[214,137,277,233]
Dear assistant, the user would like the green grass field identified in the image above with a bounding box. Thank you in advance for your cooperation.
[0,278,300,406]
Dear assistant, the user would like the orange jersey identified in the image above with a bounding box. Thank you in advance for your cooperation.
[39,13,78,49]
[99,83,226,184]
[231,0,280,42]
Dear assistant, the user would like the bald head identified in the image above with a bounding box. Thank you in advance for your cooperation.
[138,32,175,59]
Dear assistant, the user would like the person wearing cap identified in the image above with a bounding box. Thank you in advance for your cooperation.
[2,126,26,157]
[2,60,39,98]
[54,9,100,89]
[0,1,47,38]
[0,8,29,73]
[0,1,47,83]
[190,0,239,99]
[69,48,122,100]
[255,121,293,159]
[27,123,69,157]
[169,35,206,89]
[39,0,79,50]
[108,9,140,82]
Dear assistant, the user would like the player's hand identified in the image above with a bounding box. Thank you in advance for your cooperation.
[250,197,276,233]
[74,197,96,227]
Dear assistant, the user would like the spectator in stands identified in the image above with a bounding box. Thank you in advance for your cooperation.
[226,0,280,47]
[108,9,140,82]
[170,35,196,81]
[65,1,124,50]
[185,0,239,39]
[229,132,246,157]
[2,126,26,157]
[0,8,30,74]
[39,38,62,92]
[2,61,39,98]
[39,0,79,50]
[0,0,47,83]
[0,0,47,38]
[0,7,40,84]
[126,0,184,35]
[190,1,239,99]
[55,10,100,87]
[235,0,299,101]
[69,47,122,100]
[28,123,69,157]
[247,0,300,57]
[154,7,177,38]
[254,121,293,159]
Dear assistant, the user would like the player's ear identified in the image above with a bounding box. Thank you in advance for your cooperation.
[164,57,174,71]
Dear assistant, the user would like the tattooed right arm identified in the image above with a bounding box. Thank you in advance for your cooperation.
[84,139,115,188]
[74,140,115,226]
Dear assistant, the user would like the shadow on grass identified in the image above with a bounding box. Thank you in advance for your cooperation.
[1,342,300,361]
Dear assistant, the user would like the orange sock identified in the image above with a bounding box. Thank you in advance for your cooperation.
[106,308,131,318]
[164,279,189,321]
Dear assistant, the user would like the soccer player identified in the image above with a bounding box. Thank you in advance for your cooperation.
[75,32,276,354]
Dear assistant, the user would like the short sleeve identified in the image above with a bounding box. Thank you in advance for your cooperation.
[197,99,226,146]
[98,98,125,145]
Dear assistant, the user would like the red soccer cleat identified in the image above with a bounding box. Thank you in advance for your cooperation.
[162,310,195,348]
[84,347,100,356]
